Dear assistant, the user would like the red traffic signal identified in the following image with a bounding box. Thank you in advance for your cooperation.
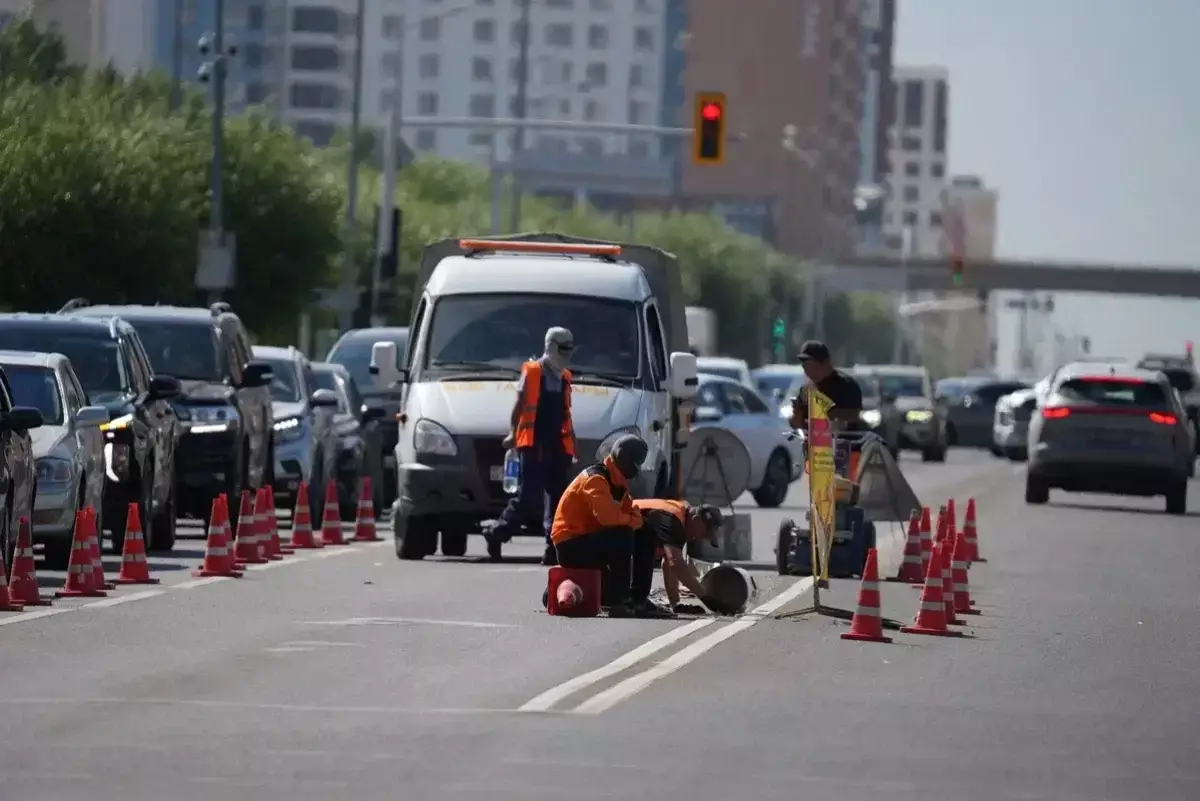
[701,102,722,121]
[693,92,727,165]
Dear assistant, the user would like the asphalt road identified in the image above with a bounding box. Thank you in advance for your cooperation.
[1,450,1196,801]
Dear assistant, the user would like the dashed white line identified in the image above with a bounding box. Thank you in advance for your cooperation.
[80,590,165,609]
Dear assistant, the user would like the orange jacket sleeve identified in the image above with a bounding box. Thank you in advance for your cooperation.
[579,474,643,529]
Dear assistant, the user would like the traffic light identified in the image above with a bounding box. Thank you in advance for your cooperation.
[772,317,786,339]
[950,256,964,286]
[693,92,727,165]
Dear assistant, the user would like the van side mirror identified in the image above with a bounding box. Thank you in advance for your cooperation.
[310,389,340,408]
[75,405,110,428]
[667,351,698,400]
[370,342,407,386]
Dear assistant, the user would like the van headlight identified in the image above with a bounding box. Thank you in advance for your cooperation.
[595,426,644,462]
[906,410,933,423]
[273,416,305,443]
[860,409,882,427]
[36,457,73,488]
[414,419,457,456]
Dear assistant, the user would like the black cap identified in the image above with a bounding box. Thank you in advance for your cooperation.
[796,340,830,363]
[694,505,725,546]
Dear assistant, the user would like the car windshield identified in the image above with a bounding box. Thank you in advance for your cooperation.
[754,373,800,398]
[1156,368,1195,393]
[259,358,302,403]
[327,331,409,390]
[133,322,221,381]
[313,371,350,413]
[972,382,1031,404]
[2,365,64,425]
[1057,377,1169,409]
[701,365,745,383]
[0,330,126,402]
[871,374,926,398]
[425,295,641,379]
[935,378,980,399]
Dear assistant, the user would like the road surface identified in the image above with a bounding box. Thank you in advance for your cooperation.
[1,450,1196,800]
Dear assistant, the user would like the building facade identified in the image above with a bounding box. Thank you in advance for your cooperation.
[881,65,949,259]
[942,175,1000,373]
[854,0,895,255]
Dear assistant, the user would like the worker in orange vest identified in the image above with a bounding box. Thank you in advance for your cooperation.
[631,498,732,614]
[486,327,578,565]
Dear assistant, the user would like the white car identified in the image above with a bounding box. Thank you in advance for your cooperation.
[695,356,753,388]
[751,364,807,417]
[991,387,1037,461]
[691,373,804,508]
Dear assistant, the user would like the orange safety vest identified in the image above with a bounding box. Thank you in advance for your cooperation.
[514,359,575,456]
[632,498,688,524]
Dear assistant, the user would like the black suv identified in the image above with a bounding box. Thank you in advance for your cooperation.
[0,314,182,554]
[64,301,275,524]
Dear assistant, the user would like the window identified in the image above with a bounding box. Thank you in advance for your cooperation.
[382,14,404,38]
[645,304,667,382]
[629,64,645,87]
[415,129,437,150]
[290,46,340,71]
[634,27,654,51]
[242,43,264,68]
[510,21,527,45]
[590,0,612,9]
[902,185,919,202]
[418,53,439,78]
[135,323,222,383]
[585,62,606,86]
[931,162,945,179]
[294,120,336,146]
[903,161,920,177]
[294,7,341,34]
[469,94,495,117]
[471,56,493,81]
[545,23,573,46]
[588,24,608,48]
[628,100,647,125]
[248,6,264,29]
[260,358,303,403]
[558,98,571,115]
[419,17,440,41]
[474,18,495,42]
[328,331,411,387]
[933,80,948,153]
[583,99,602,121]
[417,92,439,114]
[628,138,650,159]
[381,51,400,73]
[929,211,942,227]
[290,82,341,109]
[509,58,522,81]
[902,79,924,126]
[3,366,64,425]
[901,134,921,151]
[577,136,603,156]
[902,210,918,226]
[1056,378,1168,409]
[635,0,654,10]
[469,131,493,147]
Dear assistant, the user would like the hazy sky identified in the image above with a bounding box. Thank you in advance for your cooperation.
[896,0,1200,370]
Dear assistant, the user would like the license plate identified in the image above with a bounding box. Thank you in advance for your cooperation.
[383,455,396,467]
[490,465,504,482]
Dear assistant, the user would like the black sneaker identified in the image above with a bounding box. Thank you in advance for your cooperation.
[628,599,676,619]
[541,589,549,609]
[606,602,635,618]
[541,546,558,566]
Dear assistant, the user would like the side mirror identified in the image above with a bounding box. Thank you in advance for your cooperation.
[692,406,723,424]
[3,406,44,432]
[668,351,698,400]
[148,374,182,400]
[75,405,110,428]
[310,388,340,408]
[241,361,274,388]
[370,342,408,386]
[362,404,387,421]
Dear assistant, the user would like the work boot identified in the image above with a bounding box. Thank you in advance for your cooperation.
[627,598,676,619]
[541,545,557,566]
[485,535,503,562]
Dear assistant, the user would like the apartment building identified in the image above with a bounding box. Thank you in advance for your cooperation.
[854,0,895,255]
[942,174,1000,372]
[881,65,949,258]
[680,0,865,256]
[0,0,109,68]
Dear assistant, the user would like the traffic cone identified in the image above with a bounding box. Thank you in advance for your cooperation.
[934,505,948,546]
[916,506,944,589]
[256,487,282,560]
[113,503,159,585]
[940,537,960,626]
[946,498,958,540]
[900,543,962,637]
[9,516,51,606]
[963,498,985,563]
[0,546,24,611]
[232,490,267,565]
[951,532,980,615]
[265,486,293,555]
[192,494,244,578]
[353,477,380,542]
[893,510,925,584]
[85,508,114,590]
[56,510,106,597]
[320,480,345,546]
[841,549,892,643]
[289,483,321,549]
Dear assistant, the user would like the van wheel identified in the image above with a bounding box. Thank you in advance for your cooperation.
[1025,476,1049,505]
[1166,481,1188,516]
[395,515,437,560]
[440,530,468,557]
[921,446,947,463]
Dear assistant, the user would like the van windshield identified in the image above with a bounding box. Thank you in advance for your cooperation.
[425,294,641,379]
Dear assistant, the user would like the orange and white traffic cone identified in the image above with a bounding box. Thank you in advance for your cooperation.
[192,495,244,578]
[963,497,985,563]
[916,506,945,590]
[893,510,925,584]
[940,537,960,626]
[289,483,322,549]
[265,486,293,555]
[113,503,159,585]
[946,498,958,541]
[934,505,949,546]
[84,508,114,590]
[951,532,980,615]
[900,543,962,637]
[0,546,25,611]
[256,487,283,561]
[918,506,933,573]
[56,510,106,598]
[841,549,892,643]
[353,477,380,542]
[9,516,51,606]
[320,481,345,546]
[233,490,266,566]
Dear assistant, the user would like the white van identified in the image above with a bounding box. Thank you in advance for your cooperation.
[369,235,698,561]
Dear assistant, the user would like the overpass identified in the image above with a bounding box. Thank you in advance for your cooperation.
[818,256,1200,298]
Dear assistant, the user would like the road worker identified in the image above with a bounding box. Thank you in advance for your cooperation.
[487,327,578,565]
[550,434,673,618]
[632,498,733,615]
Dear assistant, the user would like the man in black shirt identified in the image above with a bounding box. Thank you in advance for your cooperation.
[787,340,865,433]
[631,499,734,614]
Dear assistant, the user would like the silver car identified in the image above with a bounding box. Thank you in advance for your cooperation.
[1026,362,1192,515]
[252,346,340,518]
[992,387,1037,461]
[0,351,109,567]
[854,365,948,462]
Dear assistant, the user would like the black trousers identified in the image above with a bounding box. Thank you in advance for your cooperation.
[556,525,658,605]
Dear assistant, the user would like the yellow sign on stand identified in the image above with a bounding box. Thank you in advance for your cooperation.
[807,388,836,583]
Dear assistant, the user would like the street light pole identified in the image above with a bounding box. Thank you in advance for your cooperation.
[337,0,367,332]
[508,0,532,232]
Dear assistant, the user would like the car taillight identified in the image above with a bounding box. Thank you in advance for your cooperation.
[1042,407,1070,419]
[1149,412,1176,425]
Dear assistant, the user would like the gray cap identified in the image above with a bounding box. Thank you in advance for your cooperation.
[608,434,649,475]
[545,327,575,350]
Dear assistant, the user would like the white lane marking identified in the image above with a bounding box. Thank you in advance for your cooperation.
[174,576,230,590]
[263,646,316,653]
[0,607,72,626]
[281,640,367,648]
[517,618,715,713]
[568,576,815,716]
[0,697,536,716]
[80,590,165,609]
[303,616,517,629]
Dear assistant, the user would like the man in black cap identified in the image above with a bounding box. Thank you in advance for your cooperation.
[788,340,865,433]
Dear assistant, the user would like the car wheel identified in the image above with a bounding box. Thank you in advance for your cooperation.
[149,480,177,553]
[921,446,947,463]
[989,443,1003,457]
[440,530,469,557]
[1025,475,1050,505]
[752,450,792,509]
[395,514,437,560]
[775,519,795,576]
[945,423,958,447]
[1005,446,1027,462]
[1166,481,1188,516]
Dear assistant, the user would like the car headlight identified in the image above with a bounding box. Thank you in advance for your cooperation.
[595,426,645,464]
[36,457,73,486]
[100,413,134,432]
[860,409,882,427]
[413,418,457,456]
[189,406,237,424]
[273,416,305,442]
[906,410,933,423]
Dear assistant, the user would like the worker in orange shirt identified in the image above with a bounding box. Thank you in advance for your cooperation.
[551,434,673,618]
[487,327,577,566]
[632,498,733,615]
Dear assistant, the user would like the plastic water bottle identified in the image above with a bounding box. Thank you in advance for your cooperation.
[502,448,521,495]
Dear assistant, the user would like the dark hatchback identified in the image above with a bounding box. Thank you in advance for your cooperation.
[937,376,1031,448]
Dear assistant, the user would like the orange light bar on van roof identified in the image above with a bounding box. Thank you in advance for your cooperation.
[458,239,621,257]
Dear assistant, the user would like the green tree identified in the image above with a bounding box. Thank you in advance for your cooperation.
[0,16,78,85]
